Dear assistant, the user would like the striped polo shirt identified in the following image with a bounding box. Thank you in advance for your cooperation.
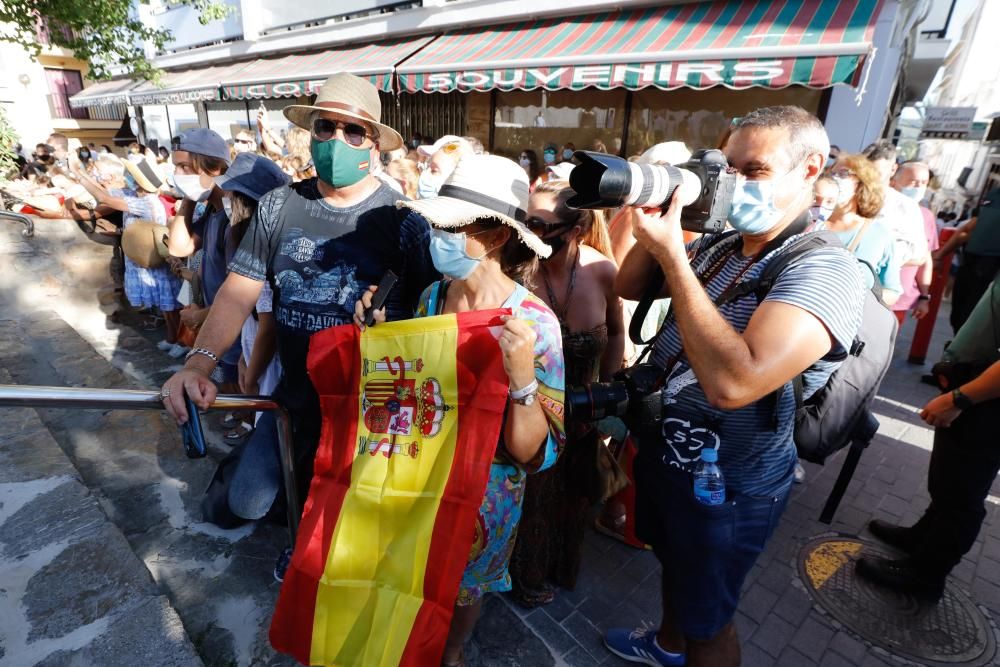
[650,232,865,496]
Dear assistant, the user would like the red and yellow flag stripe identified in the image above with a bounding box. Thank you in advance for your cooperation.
[270,310,510,666]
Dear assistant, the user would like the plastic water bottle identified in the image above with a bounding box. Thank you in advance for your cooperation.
[693,448,726,506]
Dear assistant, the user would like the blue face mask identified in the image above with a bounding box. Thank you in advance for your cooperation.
[124,172,138,191]
[429,228,483,280]
[728,179,785,235]
[417,171,443,199]
[809,204,834,222]
[900,185,926,202]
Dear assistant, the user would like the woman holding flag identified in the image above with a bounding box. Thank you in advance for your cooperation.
[357,154,566,666]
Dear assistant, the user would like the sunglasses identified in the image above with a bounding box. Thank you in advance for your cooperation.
[524,217,571,234]
[830,168,855,179]
[312,118,375,146]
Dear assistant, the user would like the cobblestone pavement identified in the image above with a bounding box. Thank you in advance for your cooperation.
[484,303,1000,667]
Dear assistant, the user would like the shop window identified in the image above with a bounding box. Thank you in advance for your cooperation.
[380,91,466,146]
[206,101,253,143]
[625,87,823,158]
[165,103,200,137]
[493,89,627,161]
[142,105,172,149]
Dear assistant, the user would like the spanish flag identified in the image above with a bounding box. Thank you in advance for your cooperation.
[270,309,511,666]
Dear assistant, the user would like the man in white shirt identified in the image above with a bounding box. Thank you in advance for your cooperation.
[863,141,930,292]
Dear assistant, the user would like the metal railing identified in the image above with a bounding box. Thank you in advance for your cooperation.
[0,385,300,544]
[0,210,35,238]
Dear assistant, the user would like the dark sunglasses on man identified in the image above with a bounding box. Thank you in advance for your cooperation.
[312,118,376,147]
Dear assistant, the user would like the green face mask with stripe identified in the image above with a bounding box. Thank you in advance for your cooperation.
[311,138,370,188]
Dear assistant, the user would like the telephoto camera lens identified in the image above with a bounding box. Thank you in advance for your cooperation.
[567,151,701,210]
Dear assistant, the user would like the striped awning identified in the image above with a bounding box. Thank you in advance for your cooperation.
[69,78,139,108]
[128,62,252,106]
[397,0,884,93]
[221,36,435,99]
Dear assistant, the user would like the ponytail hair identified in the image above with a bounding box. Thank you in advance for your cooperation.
[533,180,614,260]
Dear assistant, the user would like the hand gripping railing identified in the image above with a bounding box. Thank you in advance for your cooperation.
[0,384,300,544]
[0,209,34,237]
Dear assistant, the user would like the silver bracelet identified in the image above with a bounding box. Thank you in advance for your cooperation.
[184,347,219,365]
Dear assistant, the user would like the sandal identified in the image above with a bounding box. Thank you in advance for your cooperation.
[510,583,556,609]
[224,421,254,445]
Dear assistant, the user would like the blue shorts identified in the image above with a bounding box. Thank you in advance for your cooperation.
[634,447,791,641]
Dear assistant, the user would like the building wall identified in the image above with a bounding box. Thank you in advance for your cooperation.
[823,0,904,152]
[0,40,120,151]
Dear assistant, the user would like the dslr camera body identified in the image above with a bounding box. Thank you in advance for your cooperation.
[567,149,737,234]
[566,362,664,443]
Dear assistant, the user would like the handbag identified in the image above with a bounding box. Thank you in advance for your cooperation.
[121,220,170,268]
[176,322,198,348]
[595,437,630,502]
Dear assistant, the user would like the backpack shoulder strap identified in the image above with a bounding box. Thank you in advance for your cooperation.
[715,231,840,307]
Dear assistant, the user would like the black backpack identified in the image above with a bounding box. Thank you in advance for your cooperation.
[714,230,898,521]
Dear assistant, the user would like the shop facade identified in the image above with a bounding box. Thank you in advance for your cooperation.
[70,0,888,159]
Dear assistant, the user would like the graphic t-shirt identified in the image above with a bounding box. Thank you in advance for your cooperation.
[649,232,866,496]
[228,178,438,415]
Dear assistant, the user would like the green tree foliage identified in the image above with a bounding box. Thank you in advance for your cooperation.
[0,106,19,180]
[0,0,231,83]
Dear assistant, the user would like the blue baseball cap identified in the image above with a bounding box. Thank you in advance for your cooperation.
[175,128,231,165]
[214,152,289,201]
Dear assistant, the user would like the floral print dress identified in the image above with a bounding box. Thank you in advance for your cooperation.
[416,280,566,605]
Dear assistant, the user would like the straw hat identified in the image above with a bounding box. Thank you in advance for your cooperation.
[397,154,551,258]
[122,157,164,193]
[283,72,403,152]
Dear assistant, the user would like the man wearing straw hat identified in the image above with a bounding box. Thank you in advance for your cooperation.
[159,73,438,565]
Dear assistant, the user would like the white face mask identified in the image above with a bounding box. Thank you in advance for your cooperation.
[831,176,855,207]
[222,196,233,219]
[174,173,211,202]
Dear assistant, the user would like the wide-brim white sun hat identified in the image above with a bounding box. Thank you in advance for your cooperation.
[397,154,551,258]
[283,72,404,152]
[638,141,692,165]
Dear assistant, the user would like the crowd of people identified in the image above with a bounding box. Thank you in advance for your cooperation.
[4,70,999,667]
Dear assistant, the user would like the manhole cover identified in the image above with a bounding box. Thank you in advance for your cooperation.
[798,536,997,666]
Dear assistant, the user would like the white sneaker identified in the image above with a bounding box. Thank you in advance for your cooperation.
[168,343,190,358]
[157,340,174,351]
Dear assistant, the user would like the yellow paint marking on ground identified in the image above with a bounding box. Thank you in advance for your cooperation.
[804,540,864,590]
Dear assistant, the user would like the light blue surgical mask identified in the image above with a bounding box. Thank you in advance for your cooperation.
[123,172,138,191]
[900,185,926,202]
[417,170,443,199]
[429,228,485,280]
[728,179,784,235]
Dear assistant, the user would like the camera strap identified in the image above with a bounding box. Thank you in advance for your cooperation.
[630,213,812,379]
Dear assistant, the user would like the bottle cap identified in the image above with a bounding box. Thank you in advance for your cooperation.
[700,448,718,463]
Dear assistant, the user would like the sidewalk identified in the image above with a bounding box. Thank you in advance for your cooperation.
[481,301,1000,666]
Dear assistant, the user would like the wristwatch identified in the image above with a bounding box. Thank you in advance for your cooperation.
[509,380,539,406]
[917,294,931,301]
[951,388,974,410]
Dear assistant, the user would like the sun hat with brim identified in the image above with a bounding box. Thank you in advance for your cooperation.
[546,162,575,181]
[417,135,471,157]
[397,154,551,258]
[283,72,404,152]
[214,152,290,201]
[122,157,163,193]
